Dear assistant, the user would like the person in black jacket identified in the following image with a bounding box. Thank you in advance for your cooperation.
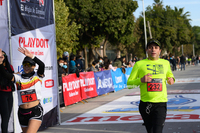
[180,54,186,71]
[0,51,14,133]
[75,55,84,72]
[57,58,66,107]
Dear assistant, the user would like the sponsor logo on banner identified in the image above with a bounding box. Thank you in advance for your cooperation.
[0,0,3,6]
[80,78,95,87]
[45,66,53,70]
[43,97,52,104]
[18,65,24,73]
[19,37,49,48]
[19,37,49,56]
[20,0,45,19]
[63,80,80,97]
[97,77,113,89]
[45,79,54,88]
[115,76,122,83]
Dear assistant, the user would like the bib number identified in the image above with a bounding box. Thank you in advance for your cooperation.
[147,79,162,92]
[20,89,37,103]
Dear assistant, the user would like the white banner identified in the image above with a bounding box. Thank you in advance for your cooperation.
[0,0,9,55]
[11,24,58,114]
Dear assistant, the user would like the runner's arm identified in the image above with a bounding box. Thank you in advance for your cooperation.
[33,56,45,77]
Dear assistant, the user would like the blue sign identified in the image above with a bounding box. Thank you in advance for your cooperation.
[94,70,114,95]
[124,67,133,88]
[111,68,126,92]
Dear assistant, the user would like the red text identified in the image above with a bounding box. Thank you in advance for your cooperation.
[19,37,49,48]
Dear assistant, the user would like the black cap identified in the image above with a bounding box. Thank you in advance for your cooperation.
[146,39,161,48]
[22,56,35,66]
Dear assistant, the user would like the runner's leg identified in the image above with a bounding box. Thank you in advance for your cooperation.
[152,103,167,133]
[26,119,42,133]
[139,101,153,133]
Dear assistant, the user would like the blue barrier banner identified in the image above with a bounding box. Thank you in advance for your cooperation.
[111,68,125,92]
[94,70,114,95]
[124,67,133,87]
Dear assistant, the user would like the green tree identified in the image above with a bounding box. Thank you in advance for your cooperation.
[54,0,80,58]
[192,26,200,55]
[65,0,138,63]
[136,0,193,56]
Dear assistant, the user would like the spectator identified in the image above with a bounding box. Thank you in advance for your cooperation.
[196,56,199,65]
[57,58,66,107]
[180,54,186,71]
[176,56,180,71]
[98,57,104,68]
[107,60,117,71]
[62,60,68,74]
[133,55,138,62]
[192,56,196,65]
[63,51,69,62]
[69,55,77,74]
[121,56,127,68]
[113,55,122,68]
[95,59,100,71]
[57,58,66,85]
[128,60,135,67]
[81,56,85,72]
[75,55,84,72]
[86,61,98,72]
[172,56,176,71]
[188,57,191,65]
[63,51,69,74]
[0,51,15,133]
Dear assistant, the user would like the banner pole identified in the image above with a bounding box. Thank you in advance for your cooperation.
[52,0,61,125]
[6,0,17,133]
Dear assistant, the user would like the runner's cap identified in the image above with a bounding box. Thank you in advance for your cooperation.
[146,39,161,48]
[22,56,35,66]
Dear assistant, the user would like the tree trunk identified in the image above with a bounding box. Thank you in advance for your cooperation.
[84,47,88,70]
[89,45,96,65]
[95,47,102,57]
[103,41,107,57]
[103,35,109,57]
[126,51,129,63]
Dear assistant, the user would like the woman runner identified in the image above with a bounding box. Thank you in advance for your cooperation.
[0,47,45,133]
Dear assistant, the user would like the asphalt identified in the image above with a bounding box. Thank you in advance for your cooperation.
[38,64,200,133]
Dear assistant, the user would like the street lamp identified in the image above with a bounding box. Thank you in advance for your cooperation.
[142,0,148,57]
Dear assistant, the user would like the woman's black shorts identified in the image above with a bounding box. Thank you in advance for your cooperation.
[18,103,43,127]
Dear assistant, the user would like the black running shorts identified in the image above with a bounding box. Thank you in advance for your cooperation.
[18,103,43,127]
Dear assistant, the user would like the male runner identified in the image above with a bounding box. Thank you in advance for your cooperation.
[127,39,175,133]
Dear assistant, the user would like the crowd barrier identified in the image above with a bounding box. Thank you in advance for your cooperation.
[62,67,133,106]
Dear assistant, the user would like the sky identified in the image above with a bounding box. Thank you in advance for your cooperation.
[134,0,200,27]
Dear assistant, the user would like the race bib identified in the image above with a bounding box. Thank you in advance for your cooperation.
[20,89,37,103]
[147,79,162,91]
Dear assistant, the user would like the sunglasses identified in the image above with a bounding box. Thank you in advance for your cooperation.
[23,63,32,67]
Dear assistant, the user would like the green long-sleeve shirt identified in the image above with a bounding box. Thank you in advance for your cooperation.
[127,58,175,103]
